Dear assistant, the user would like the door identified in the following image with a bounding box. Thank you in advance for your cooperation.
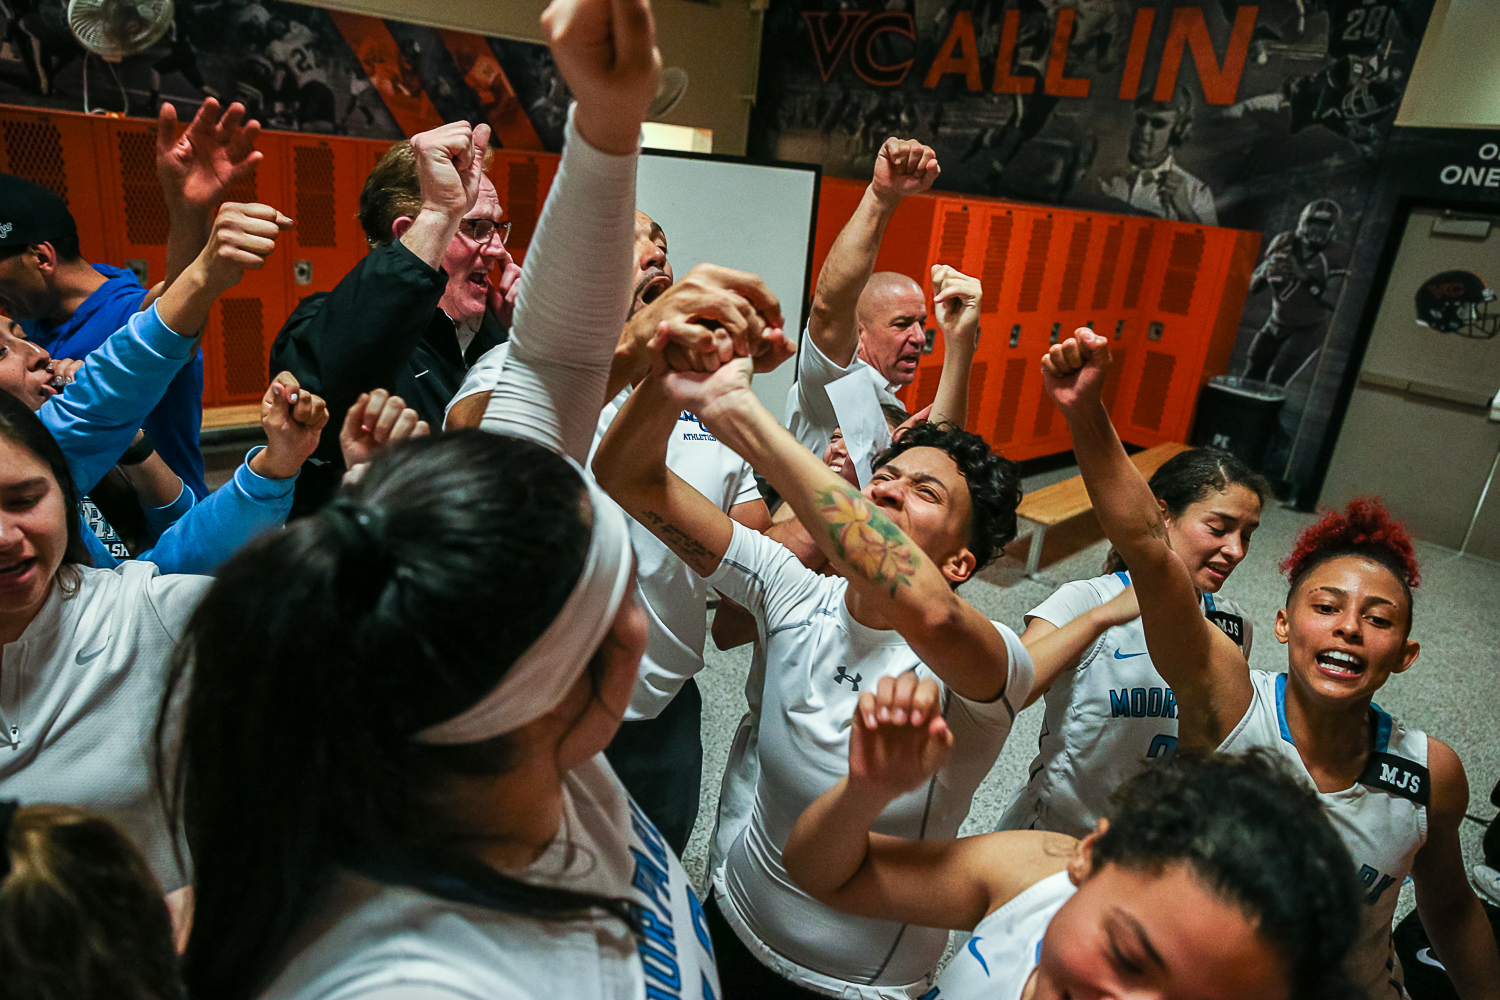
[1323,207,1500,558]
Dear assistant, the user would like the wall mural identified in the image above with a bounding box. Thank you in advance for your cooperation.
[749,0,1435,496]
[0,0,570,149]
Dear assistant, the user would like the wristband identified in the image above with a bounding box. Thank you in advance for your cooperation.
[119,432,157,466]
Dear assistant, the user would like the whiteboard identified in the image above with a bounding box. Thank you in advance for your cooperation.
[636,151,819,421]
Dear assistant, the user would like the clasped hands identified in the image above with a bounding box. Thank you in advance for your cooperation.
[631,263,796,384]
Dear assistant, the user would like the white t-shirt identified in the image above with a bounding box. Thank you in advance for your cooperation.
[450,346,761,720]
[0,561,209,892]
[784,325,899,458]
[706,523,1034,996]
[1219,670,1428,1000]
[928,871,1076,1000]
[259,755,721,1000]
[999,571,1253,837]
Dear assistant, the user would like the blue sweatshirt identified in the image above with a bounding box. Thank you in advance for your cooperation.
[21,265,209,498]
[40,305,294,576]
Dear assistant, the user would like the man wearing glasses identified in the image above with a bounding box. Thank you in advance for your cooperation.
[270,120,521,516]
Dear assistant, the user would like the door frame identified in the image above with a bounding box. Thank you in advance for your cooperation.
[1307,195,1500,507]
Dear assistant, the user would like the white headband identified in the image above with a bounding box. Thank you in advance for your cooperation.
[414,480,635,745]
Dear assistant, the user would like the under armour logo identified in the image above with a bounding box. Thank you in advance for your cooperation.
[0,222,11,239]
[834,667,862,690]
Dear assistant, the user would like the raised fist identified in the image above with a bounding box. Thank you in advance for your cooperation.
[410,121,493,220]
[542,0,662,155]
[930,265,981,340]
[1041,326,1111,412]
[871,138,940,203]
[848,671,952,796]
[199,202,294,292]
[253,372,328,480]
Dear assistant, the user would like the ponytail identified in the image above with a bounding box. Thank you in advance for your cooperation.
[158,431,632,1000]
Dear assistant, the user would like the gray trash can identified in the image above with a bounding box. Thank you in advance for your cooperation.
[1190,376,1287,469]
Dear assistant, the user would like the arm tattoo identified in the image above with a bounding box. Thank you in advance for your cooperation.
[643,508,718,568]
[815,486,921,596]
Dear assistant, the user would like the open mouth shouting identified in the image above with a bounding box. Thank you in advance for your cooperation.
[465,269,491,294]
[0,555,36,587]
[1314,648,1366,679]
[636,271,672,310]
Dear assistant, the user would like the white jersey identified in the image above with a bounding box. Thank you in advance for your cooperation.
[1220,670,1428,1000]
[1000,571,1253,837]
[927,871,1075,1000]
[259,755,720,1000]
[0,561,209,892]
[268,21,331,89]
[707,523,1034,996]
[784,324,899,458]
[450,346,760,720]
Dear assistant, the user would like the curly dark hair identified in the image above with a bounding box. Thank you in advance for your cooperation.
[870,420,1021,575]
[1281,498,1418,630]
[1095,750,1363,1000]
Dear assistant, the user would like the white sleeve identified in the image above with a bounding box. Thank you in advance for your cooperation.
[706,521,826,633]
[1026,578,1112,628]
[140,566,213,640]
[729,461,762,508]
[790,323,859,438]
[937,623,1034,794]
[479,106,637,463]
[444,343,509,428]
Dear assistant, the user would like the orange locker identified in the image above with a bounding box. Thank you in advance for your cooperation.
[278,132,372,311]
[0,108,110,265]
[484,147,559,266]
[900,195,1256,461]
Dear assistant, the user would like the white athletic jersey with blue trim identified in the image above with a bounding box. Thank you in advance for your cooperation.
[999,572,1253,837]
[707,522,1034,996]
[1219,670,1428,1000]
[923,871,1075,1000]
[259,755,720,1000]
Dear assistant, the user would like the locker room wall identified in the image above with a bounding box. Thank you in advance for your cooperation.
[810,181,1257,461]
[0,103,560,409]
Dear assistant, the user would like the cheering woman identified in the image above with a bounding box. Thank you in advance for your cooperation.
[1042,326,1500,1000]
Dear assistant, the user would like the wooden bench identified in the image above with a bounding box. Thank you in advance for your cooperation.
[1016,441,1192,576]
[201,404,262,431]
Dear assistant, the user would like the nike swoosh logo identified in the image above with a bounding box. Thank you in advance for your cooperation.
[966,935,990,977]
[75,646,107,665]
[1416,948,1446,970]
[1113,649,1148,659]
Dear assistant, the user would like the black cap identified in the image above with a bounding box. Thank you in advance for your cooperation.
[0,174,77,253]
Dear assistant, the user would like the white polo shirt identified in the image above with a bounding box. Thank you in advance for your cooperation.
[706,523,1033,996]
[784,326,899,458]
[450,346,761,720]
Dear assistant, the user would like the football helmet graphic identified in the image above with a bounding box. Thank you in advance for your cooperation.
[1415,270,1500,339]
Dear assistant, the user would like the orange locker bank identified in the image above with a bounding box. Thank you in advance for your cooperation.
[1,103,1254,459]
[811,176,1259,463]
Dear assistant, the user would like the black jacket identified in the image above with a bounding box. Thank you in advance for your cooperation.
[268,240,506,518]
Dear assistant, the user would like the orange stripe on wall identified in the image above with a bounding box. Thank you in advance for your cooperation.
[439,30,545,151]
[327,10,445,139]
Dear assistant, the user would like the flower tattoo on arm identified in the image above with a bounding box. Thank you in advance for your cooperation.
[817,487,921,596]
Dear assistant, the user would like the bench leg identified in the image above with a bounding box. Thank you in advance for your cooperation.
[1025,525,1045,577]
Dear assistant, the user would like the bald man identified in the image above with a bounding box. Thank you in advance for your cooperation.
[785,137,940,455]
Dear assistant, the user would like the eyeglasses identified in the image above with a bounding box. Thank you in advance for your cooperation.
[459,218,512,246]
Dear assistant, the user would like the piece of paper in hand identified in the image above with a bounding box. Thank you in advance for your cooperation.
[826,366,893,487]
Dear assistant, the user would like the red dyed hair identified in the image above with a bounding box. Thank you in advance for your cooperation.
[1280,497,1421,591]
